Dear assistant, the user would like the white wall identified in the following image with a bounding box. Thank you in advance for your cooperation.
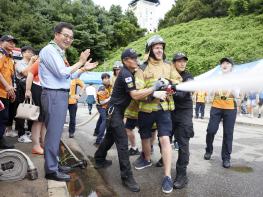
[129,0,159,33]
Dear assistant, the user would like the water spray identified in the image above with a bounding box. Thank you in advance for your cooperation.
[177,60,263,93]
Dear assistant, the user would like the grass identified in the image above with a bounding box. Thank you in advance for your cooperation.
[97,14,263,76]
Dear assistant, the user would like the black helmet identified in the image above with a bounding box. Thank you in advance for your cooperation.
[145,35,166,53]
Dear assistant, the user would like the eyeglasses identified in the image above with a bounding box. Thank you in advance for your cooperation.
[59,33,74,41]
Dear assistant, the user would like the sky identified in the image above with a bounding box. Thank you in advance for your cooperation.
[92,0,175,19]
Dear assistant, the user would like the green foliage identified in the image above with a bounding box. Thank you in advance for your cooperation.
[103,14,263,76]
[159,0,262,29]
[0,0,145,64]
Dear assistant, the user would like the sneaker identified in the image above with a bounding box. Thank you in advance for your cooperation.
[18,134,32,143]
[155,158,163,167]
[162,176,173,194]
[134,157,152,170]
[69,133,74,138]
[5,129,18,137]
[133,153,144,166]
[122,175,140,192]
[25,130,31,138]
[129,148,140,156]
[222,160,231,168]
[204,152,211,160]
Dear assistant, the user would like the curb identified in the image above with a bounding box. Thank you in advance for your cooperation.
[57,134,116,197]
[195,117,263,127]
[47,137,88,197]
[48,180,69,197]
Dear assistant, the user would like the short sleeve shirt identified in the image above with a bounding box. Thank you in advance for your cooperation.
[109,66,136,110]
[0,50,15,98]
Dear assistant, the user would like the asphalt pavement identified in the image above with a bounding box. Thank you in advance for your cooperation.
[73,105,263,197]
[0,104,262,197]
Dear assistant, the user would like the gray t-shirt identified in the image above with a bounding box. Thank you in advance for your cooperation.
[16,59,28,80]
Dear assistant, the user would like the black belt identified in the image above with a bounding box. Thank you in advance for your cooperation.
[43,87,70,92]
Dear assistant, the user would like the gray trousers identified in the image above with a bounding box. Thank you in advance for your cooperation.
[41,89,68,174]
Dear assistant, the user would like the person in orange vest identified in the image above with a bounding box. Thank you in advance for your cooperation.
[94,73,112,146]
[0,35,17,149]
[194,90,207,119]
[68,78,85,138]
[204,57,238,168]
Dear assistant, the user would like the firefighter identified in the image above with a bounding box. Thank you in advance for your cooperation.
[134,35,182,194]
[171,52,194,189]
[204,57,238,169]
[111,60,123,87]
[94,48,167,192]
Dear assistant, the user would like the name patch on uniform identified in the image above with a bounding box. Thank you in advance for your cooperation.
[127,82,134,88]
[125,77,132,83]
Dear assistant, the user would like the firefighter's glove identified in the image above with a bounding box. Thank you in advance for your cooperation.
[159,78,170,89]
[153,91,167,100]
[152,78,169,91]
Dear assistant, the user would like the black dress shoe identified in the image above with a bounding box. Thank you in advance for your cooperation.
[0,137,14,149]
[122,176,140,192]
[94,159,112,169]
[58,165,72,173]
[222,160,231,168]
[173,175,188,189]
[69,133,74,138]
[45,171,71,182]
[204,152,212,160]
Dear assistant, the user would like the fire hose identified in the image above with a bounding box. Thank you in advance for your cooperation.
[0,149,38,181]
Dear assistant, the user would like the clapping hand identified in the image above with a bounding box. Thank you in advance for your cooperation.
[79,49,91,65]
[82,58,98,71]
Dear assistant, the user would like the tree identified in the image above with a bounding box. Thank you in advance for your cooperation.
[0,0,145,64]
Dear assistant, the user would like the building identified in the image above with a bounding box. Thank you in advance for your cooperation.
[128,0,160,33]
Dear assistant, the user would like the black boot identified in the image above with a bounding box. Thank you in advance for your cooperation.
[94,159,112,169]
[122,175,140,192]
[0,137,14,149]
[173,174,188,189]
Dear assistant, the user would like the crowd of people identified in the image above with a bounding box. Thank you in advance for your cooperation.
[0,21,260,194]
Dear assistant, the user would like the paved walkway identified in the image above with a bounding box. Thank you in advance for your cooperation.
[0,104,262,197]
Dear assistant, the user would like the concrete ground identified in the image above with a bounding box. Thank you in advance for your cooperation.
[0,137,49,197]
[0,104,262,197]
[72,105,263,197]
